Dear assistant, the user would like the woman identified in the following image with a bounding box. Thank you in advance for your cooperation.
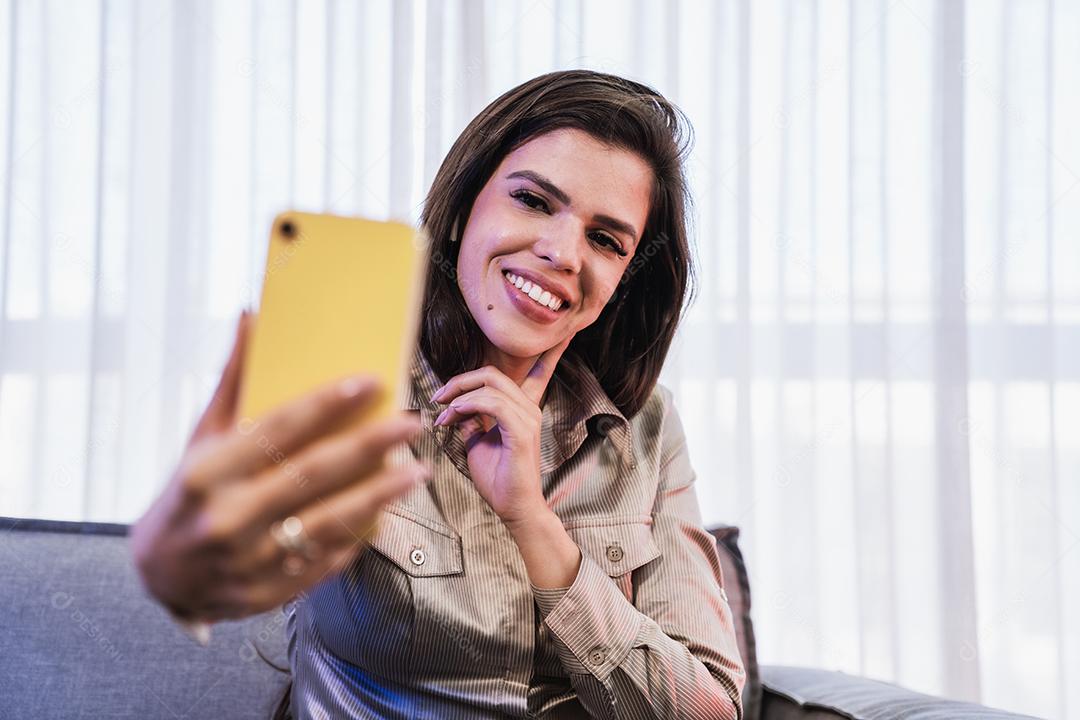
[131,70,745,719]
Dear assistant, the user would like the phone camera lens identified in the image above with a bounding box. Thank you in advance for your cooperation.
[280,219,297,240]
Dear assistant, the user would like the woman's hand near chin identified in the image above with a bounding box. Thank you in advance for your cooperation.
[429,335,574,527]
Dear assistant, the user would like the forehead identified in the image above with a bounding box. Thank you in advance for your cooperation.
[495,128,653,225]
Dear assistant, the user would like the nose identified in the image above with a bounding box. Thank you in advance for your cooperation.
[533,218,584,274]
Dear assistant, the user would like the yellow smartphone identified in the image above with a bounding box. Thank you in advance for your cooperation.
[236,212,429,435]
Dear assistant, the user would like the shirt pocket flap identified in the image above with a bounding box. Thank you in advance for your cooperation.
[566,520,661,577]
[366,507,464,578]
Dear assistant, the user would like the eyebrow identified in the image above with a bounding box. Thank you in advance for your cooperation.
[505,170,639,244]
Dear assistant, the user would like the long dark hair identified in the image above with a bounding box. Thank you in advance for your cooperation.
[419,69,695,419]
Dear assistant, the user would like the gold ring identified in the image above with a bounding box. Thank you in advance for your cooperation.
[270,516,321,574]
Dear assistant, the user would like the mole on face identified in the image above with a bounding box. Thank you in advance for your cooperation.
[487,304,494,310]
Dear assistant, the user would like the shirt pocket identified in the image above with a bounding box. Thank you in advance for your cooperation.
[366,507,492,677]
[366,505,464,577]
[311,507,465,681]
[565,518,662,603]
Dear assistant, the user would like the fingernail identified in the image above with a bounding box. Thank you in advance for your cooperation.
[430,386,444,403]
[339,375,377,399]
[411,465,431,485]
[434,408,448,426]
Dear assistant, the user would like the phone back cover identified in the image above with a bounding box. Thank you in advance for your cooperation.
[237,212,429,432]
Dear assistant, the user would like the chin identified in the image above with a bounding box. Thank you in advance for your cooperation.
[483,332,550,359]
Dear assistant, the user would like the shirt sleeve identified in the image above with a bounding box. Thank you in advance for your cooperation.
[531,386,746,719]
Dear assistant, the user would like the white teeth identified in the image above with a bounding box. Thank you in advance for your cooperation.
[504,271,565,312]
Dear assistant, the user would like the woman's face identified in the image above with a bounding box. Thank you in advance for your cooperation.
[455,128,653,360]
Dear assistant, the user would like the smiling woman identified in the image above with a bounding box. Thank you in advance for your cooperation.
[419,71,696,421]
[131,69,744,720]
[456,128,653,385]
[295,70,743,719]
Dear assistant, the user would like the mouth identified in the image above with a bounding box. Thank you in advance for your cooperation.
[501,270,570,324]
[502,270,570,312]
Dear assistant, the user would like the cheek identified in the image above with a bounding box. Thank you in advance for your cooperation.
[454,232,489,300]
[573,286,619,329]
[454,263,485,314]
[597,276,622,308]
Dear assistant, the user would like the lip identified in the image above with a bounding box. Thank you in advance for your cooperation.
[501,271,565,325]
[501,267,575,307]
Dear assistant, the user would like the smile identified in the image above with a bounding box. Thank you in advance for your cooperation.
[502,270,566,312]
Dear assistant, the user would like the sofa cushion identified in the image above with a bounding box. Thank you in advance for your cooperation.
[760,666,1042,720]
[0,516,290,719]
[708,524,763,720]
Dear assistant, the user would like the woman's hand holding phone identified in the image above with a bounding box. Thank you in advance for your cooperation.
[130,311,430,623]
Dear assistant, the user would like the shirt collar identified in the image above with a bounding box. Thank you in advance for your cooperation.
[403,346,634,475]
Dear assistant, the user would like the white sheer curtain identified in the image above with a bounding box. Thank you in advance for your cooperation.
[1,0,1076,717]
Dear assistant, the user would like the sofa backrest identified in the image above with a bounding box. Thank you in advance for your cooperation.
[0,516,760,720]
[0,517,290,719]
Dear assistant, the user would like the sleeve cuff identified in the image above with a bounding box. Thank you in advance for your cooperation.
[536,552,643,681]
[531,584,571,619]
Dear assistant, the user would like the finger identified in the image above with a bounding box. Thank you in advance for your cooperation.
[436,388,532,440]
[247,413,424,524]
[238,539,365,618]
[295,464,425,549]
[435,386,511,427]
[189,310,252,444]
[430,365,532,409]
[520,333,575,406]
[235,464,425,588]
[181,373,385,495]
[212,537,360,619]
[458,417,492,451]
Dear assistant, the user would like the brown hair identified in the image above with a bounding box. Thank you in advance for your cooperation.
[419,69,695,420]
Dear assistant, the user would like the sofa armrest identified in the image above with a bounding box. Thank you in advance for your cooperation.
[760,666,1042,720]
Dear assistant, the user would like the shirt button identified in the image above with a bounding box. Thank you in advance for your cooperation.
[606,545,624,563]
[630,460,637,470]
[588,647,607,666]
[410,548,426,566]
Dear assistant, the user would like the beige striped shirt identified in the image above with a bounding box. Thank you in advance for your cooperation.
[287,347,745,718]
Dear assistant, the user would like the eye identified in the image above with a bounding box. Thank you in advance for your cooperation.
[589,231,628,257]
[512,188,629,258]
[510,189,549,213]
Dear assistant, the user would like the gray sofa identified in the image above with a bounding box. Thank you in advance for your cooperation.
[0,516,1040,719]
